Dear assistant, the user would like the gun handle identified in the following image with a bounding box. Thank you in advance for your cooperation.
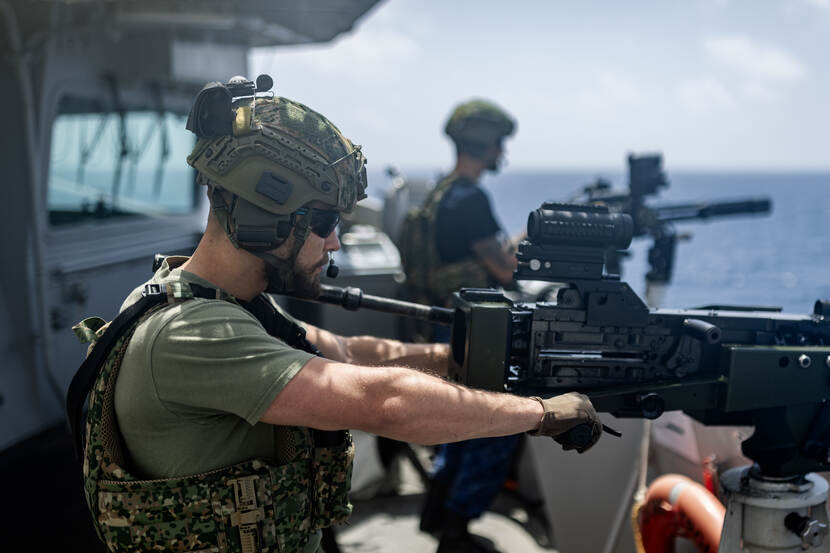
[563,423,623,450]
[564,423,595,449]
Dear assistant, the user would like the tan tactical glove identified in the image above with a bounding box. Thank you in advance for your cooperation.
[528,393,602,453]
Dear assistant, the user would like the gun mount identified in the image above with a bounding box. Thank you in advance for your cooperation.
[572,153,772,304]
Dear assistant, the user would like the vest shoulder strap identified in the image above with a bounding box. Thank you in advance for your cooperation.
[239,294,322,356]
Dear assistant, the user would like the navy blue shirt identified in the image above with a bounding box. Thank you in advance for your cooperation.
[435,177,502,263]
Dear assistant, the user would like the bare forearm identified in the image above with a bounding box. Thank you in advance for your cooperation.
[342,336,449,375]
[360,367,541,444]
[304,324,449,376]
[265,359,547,445]
[266,357,599,451]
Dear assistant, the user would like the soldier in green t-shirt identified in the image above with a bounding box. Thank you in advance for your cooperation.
[76,76,602,553]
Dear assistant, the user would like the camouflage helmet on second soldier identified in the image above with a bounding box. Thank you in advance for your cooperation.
[186,75,367,253]
[444,99,516,157]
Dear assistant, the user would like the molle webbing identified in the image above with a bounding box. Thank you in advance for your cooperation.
[401,175,490,306]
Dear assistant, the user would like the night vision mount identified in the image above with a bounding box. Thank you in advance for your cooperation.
[186,74,275,139]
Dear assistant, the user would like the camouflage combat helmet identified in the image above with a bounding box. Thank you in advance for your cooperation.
[185,75,368,292]
[444,99,516,151]
[187,75,367,253]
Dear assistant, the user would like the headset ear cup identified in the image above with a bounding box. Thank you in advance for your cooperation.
[186,82,234,138]
[225,196,291,252]
[277,220,293,239]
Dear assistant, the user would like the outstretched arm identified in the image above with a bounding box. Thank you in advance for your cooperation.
[305,324,449,376]
[260,356,600,450]
[261,356,538,444]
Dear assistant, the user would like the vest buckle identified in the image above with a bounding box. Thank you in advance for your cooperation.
[229,475,264,553]
[141,283,166,298]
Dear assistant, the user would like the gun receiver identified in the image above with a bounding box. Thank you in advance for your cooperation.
[447,202,830,477]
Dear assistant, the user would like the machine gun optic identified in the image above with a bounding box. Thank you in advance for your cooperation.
[516,202,633,282]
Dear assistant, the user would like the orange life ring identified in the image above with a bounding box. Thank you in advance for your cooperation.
[638,474,725,553]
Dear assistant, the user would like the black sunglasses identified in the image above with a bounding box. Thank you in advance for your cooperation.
[293,208,340,238]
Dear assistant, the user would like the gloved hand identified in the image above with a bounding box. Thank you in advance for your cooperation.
[527,393,602,453]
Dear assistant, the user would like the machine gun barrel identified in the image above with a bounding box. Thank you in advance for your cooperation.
[315,284,454,326]
[652,197,771,224]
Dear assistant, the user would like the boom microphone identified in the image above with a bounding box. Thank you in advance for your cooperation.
[326,253,339,278]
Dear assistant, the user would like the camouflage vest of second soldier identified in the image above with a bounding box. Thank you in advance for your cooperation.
[400,173,491,307]
[74,282,354,553]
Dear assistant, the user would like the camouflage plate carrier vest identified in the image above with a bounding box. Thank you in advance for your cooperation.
[399,174,490,307]
[74,282,354,553]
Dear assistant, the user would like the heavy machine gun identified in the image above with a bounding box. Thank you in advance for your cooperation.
[571,153,772,306]
[441,202,830,552]
[313,201,830,477]
[311,202,830,551]
[445,202,830,477]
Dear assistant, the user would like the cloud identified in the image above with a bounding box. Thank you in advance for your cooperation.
[677,76,735,114]
[703,35,806,83]
[595,70,642,104]
[741,81,779,103]
[574,69,644,111]
[806,0,830,9]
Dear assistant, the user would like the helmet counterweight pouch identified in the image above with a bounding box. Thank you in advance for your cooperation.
[186,82,235,139]
[187,75,276,140]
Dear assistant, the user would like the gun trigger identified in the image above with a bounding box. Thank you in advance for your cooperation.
[602,424,623,438]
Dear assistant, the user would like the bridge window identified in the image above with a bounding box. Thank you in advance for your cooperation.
[47,96,196,226]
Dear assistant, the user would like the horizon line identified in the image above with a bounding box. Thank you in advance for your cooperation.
[370,164,830,175]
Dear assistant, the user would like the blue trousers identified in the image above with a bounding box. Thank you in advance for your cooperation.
[431,434,522,519]
[429,323,522,519]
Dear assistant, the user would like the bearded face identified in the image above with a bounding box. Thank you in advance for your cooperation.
[263,247,328,298]
[485,142,504,173]
[261,205,338,298]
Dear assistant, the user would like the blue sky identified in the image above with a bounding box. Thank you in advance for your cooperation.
[251,0,830,171]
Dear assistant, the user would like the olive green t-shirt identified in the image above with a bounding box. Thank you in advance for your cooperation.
[114,258,316,479]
